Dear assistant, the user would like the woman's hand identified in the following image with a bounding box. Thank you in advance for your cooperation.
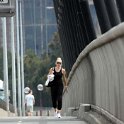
[64,85,68,92]
[49,68,54,75]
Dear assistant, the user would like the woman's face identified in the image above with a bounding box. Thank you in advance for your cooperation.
[56,62,62,67]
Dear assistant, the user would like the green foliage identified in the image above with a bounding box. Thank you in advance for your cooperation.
[24,49,41,87]
[24,51,51,106]
[48,32,62,57]
[48,32,64,67]
[0,32,63,107]
[24,32,63,107]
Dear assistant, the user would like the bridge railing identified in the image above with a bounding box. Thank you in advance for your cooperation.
[62,23,124,123]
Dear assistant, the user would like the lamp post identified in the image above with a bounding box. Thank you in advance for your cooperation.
[2,17,10,116]
[19,0,25,116]
[24,87,30,94]
[16,0,22,116]
[37,84,43,116]
[11,16,17,116]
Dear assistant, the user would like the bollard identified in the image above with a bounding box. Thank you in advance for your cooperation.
[40,110,42,116]
[78,104,91,119]
[36,111,38,116]
[47,110,50,116]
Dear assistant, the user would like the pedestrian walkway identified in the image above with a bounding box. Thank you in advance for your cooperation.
[0,107,88,123]
[0,116,88,124]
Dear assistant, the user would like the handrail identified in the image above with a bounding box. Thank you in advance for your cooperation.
[91,105,124,124]
[68,22,124,83]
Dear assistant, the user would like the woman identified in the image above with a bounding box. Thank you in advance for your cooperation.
[48,57,68,118]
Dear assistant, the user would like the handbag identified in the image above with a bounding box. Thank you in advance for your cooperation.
[45,74,55,87]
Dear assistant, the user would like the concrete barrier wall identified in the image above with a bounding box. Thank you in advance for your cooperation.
[0,108,15,117]
[62,23,124,122]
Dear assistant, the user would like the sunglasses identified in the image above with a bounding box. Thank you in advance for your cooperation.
[57,62,61,64]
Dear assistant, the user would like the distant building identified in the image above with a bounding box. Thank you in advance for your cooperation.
[0,0,99,56]
[22,0,57,56]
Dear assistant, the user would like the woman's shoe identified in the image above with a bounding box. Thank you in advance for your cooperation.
[57,113,61,118]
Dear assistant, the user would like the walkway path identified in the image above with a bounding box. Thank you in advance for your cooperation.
[0,116,88,124]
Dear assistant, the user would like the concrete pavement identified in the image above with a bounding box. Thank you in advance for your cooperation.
[0,107,88,124]
[0,116,88,124]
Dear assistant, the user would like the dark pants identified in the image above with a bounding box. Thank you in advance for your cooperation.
[51,85,63,110]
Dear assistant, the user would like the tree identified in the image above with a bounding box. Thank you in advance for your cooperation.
[49,32,63,60]
[24,49,41,87]
[24,32,63,107]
